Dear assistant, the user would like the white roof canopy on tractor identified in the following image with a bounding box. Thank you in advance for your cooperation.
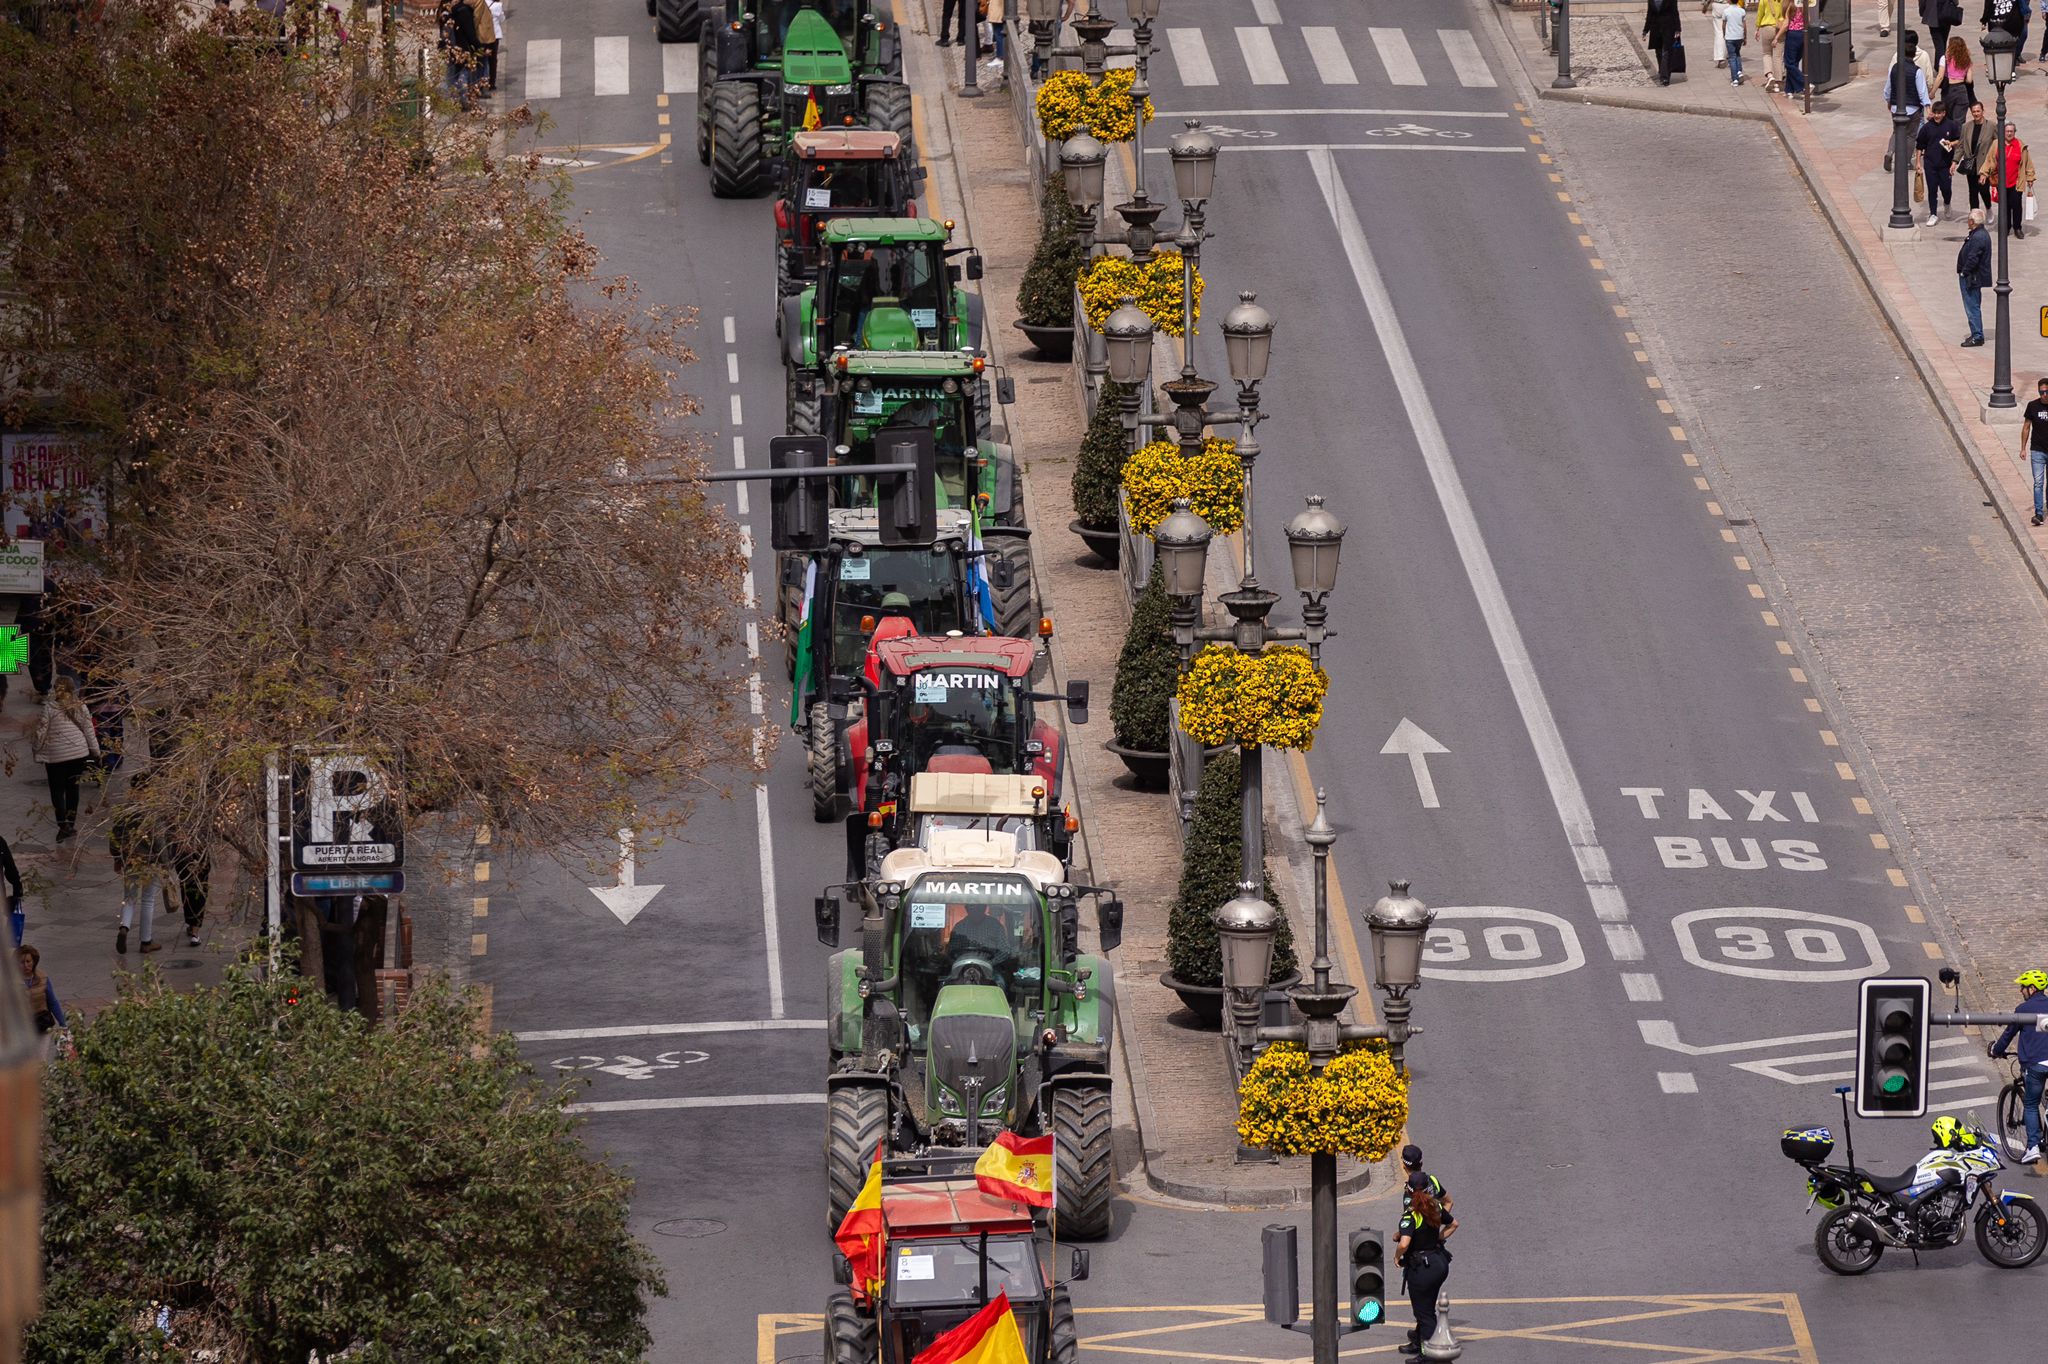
[876,827,1066,889]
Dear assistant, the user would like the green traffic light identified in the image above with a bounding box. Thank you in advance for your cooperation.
[1356,1300,1382,1326]
[1881,1074,1907,1094]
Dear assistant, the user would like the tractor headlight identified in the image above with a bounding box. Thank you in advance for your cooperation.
[827,82,855,94]
[942,378,960,393]
[980,1085,1007,1116]
[784,81,808,95]
[937,1088,963,1116]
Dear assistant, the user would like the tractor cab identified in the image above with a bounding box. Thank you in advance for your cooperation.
[823,1165,1085,1364]
[775,131,919,306]
[788,219,982,370]
[822,353,1016,522]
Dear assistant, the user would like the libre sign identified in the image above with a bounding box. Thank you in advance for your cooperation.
[289,752,404,888]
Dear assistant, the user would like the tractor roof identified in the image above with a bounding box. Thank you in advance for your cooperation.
[839,351,980,379]
[911,772,1052,817]
[793,129,903,159]
[878,634,1036,677]
[880,1177,1036,1237]
[822,216,951,245]
[877,830,1064,885]
[780,8,854,84]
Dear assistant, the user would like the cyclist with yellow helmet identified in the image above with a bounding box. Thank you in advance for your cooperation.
[1989,969,2048,1166]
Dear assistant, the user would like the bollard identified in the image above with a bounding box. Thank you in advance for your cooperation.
[1420,1290,1461,1361]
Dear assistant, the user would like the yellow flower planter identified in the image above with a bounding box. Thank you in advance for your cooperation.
[1120,437,1243,536]
[1035,68,1156,143]
[1236,1040,1409,1161]
[1176,643,1328,751]
[1077,251,1202,337]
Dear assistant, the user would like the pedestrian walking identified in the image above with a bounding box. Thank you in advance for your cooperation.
[1645,0,1684,83]
[1884,40,1932,172]
[1756,0,1787,88]
[1941,35,1977,114]
[1986,0,2025,57]
[484,0,504,92]
[1921,0,1962,66]
[1714,0,1748,82]
[1980,121,2037,238]
[170,838,209,948]
[1783,2,1807,94]
[32,677,97,843]
[1962,100,1998,209]
[1920,100,1962,221]
[936,0,969,47]
[439,0,483,105]
[1396,1174,1458,1357]
[18,944,64,1039]
[2022,378,2048,524]
[110,796,163,957]
[469,0,497,93]
[1958,206,1993,345]
[1705,0,1728,66]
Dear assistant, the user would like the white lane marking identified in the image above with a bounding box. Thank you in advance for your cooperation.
[1158,107,1510,118]
[525,38,562,100]
[1308,148,1634,961]
[590,826,666,925]
[1440,29,1496,87]
[594,35,632,96]
[1143,143,1525,155]
[1251,0,1279,23]
[1166,28,1219,86]
[568,1092,826,1113]
[516,1018,827,1042]
[1639,1020,1853,1056]
[724,314,737,345]
[746,620,761,661]
[1658,1072,1699,1094]
[1301,27,1358,85]
[757,782,785,1018]
[727,352,740,384]
[1369,27,1426,86]
[736,482,749,515]
[730,393,743,426]
[1621,972,1663,1003]
[734,434,746,467]
[742,568,757,608]
[1235,27,1288,84]
[748,673,764,716]
[664,42,699,93]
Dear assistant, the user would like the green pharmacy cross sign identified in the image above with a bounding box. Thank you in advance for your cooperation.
[0,627,28,675]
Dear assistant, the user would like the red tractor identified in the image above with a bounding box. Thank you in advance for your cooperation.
[840,634,1086,876]
[825,1159,1084,1364]
[774,129,923,318]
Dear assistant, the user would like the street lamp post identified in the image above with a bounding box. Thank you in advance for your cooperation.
[1038,0,1127,80]
[1103,297,1154,453]
[1986,29,2020,409]
[1553,0,1575,88]
[1887,0,1915,230]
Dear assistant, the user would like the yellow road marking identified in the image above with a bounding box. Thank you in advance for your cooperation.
[1923,940,1945,959]
[1887,868,1909,887]
[473,861,491,882]
[1818,730,1838,746]
[1905,903,1925,922]
[472,896,489,918]
[1748,584,1765,598]
[1600,279,1617,292]
[658,113,671,126]
[656,93,669,107]
[475,983,494,1031]
[562,134,672,176]
[1613,304,1627,316]
[1634,349,1649,361]
[1804,698,1822,712]
[1683,451,1699,466]
[1852,796,1872,814]
[1733,556,1750,570]
[1776,640,1793,653]
[910,93,945,223]
[1870,833,1890,849]
[476,823,491,845]
[1657,399,1675,414]
[1759,610,1777,625]
[1836,762,1856,780]
[1788,667,1806,681]
[1706,501,1723,516]
[471,932,488,956]
[1569,211,1584,224]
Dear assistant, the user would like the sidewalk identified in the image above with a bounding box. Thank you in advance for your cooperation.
[1507,2,2048,585]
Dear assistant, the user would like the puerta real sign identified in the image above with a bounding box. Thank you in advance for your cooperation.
[289,752,405,895]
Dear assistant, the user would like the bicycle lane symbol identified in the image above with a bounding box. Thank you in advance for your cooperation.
[1364,123,1473,139]
[552,1050,711,1081]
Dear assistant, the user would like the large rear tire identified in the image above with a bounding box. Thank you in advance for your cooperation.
[1048,1286,1079,1364]
[809,699,840,823]
[655,0,696,42]
[1051,1082,1114,1240]
[788,372,821,436]
[1813,1206,1882,1275]
[1976,1196,2048,1267]
[865,81,913,149]
[824,1289,877,1364]
[989,537,1035,639]
[696,47,717,164]
[710,81,768,198]
[826,1085,890,1229]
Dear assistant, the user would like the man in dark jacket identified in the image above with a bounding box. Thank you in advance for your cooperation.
[1644,0,1682,85]
[1990,970,2048,1165]
[1958,207,1993,345]
[440,0,483,105]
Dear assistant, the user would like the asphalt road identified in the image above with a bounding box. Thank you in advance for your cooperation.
[472,0,2034,1357]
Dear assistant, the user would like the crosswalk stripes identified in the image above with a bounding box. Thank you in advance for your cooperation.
[1166,27,1218,86]
[663,42,699,94]
[1366,27,1425,86]
[594,35,632,96]
[1233,26,1286,84]
[1439,28,1497,88]
[1300,27,1356,86]
[1249,0,1279,24]
[525,37,561,100]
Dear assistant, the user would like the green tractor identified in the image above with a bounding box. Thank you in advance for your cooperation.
[814,831,1124,1239]
[783,219,984,410]
[696,0,913,199]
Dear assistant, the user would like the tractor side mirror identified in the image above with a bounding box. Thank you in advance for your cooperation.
[1066,678,1090,726]
[915,165,930,182]
[770,159,789,187]
[815,894,841,946]
[780,554,806,588]
[1097,898,1124,954]
[988,554,1014,590]
[833,1256,853,1285]
[965,253,984,281]
[1068,1248,1091,1282]
[996,375,1016,405]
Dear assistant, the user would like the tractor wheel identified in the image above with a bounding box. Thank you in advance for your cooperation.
[709,81,768,198]
[1051,1083,1114,1240]
[696,48,716,164]
[826,1085,890,1229]
[788,373,822,436]
[809,699,840,823]
[990,538,1036,640]
[865,81,913,151]
[1048,1286,1079,1364]
[824,1289,877,1364]
[655,0,695,42]
[774,247,794,337]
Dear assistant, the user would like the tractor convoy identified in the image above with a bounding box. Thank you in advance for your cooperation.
[707,3,1120,1351]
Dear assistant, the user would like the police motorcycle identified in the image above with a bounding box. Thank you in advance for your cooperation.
[1783,1103,2047,1274]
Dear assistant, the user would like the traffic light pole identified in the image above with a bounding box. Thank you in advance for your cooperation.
[1310,1150,1338,1363]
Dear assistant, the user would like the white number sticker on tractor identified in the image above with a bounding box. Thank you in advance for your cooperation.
[897,1252,935,1280]
[1418,906,1585,982]
[914,680,948,703]
[1671,906,1887,982]
[840,558,872,581]
[805,188,832,208]
[911,308,938,330]
[909,901,946,929]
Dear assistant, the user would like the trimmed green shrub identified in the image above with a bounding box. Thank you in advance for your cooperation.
[1071,379,1130,531]
[1110,559,1176,753]
[1016,171,1088,327]
[1166,748,1298,987]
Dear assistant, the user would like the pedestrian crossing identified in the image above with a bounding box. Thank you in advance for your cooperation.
[508,24,1494,103]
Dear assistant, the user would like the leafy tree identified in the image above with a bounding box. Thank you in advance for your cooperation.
[1015,171,1088,327]
[0,1,762,875]
[1109,561,1176,753]
[30,967,663,1362]
[1070,380,1131,532]
[1166,749,1296,987]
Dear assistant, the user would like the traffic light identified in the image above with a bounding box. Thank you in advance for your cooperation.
[1856,976,1930,1118]
[768,436,830,553]
[1347,1229,1385,1329]
[873,426,936,547]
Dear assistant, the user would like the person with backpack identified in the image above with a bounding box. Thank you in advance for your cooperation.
[1397,1174,1458,1356]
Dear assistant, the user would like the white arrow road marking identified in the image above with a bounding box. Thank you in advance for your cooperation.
[1640,1021,2001,1103]
[1380,718,1449,809]
[590,826,666,925]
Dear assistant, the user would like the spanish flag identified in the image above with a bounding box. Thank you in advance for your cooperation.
[912,1290,1031,1364]
[973,1131,1054,1209]
[834,1155,885,1301]
[803,89,823,130]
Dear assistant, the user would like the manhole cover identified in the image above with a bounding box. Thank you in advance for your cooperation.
[652,1217,728,1238]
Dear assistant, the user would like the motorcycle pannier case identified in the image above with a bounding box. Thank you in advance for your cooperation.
[1781,1126,1835,1162]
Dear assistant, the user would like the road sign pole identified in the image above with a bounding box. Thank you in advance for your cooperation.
[264,752,282,973]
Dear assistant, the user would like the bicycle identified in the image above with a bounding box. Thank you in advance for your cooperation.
[1995,1054,2046,1161]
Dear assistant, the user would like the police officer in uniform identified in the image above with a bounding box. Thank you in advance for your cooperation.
[1398,1144,1451,1215]
[1396,1171,1457,1356]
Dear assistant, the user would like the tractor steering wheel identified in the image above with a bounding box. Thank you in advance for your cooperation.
[945,954,1002,988]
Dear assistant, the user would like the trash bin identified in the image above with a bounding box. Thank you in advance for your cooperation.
[1808,24,1849,93]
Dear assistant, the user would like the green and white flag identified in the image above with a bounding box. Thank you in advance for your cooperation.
[789,559,819,726]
